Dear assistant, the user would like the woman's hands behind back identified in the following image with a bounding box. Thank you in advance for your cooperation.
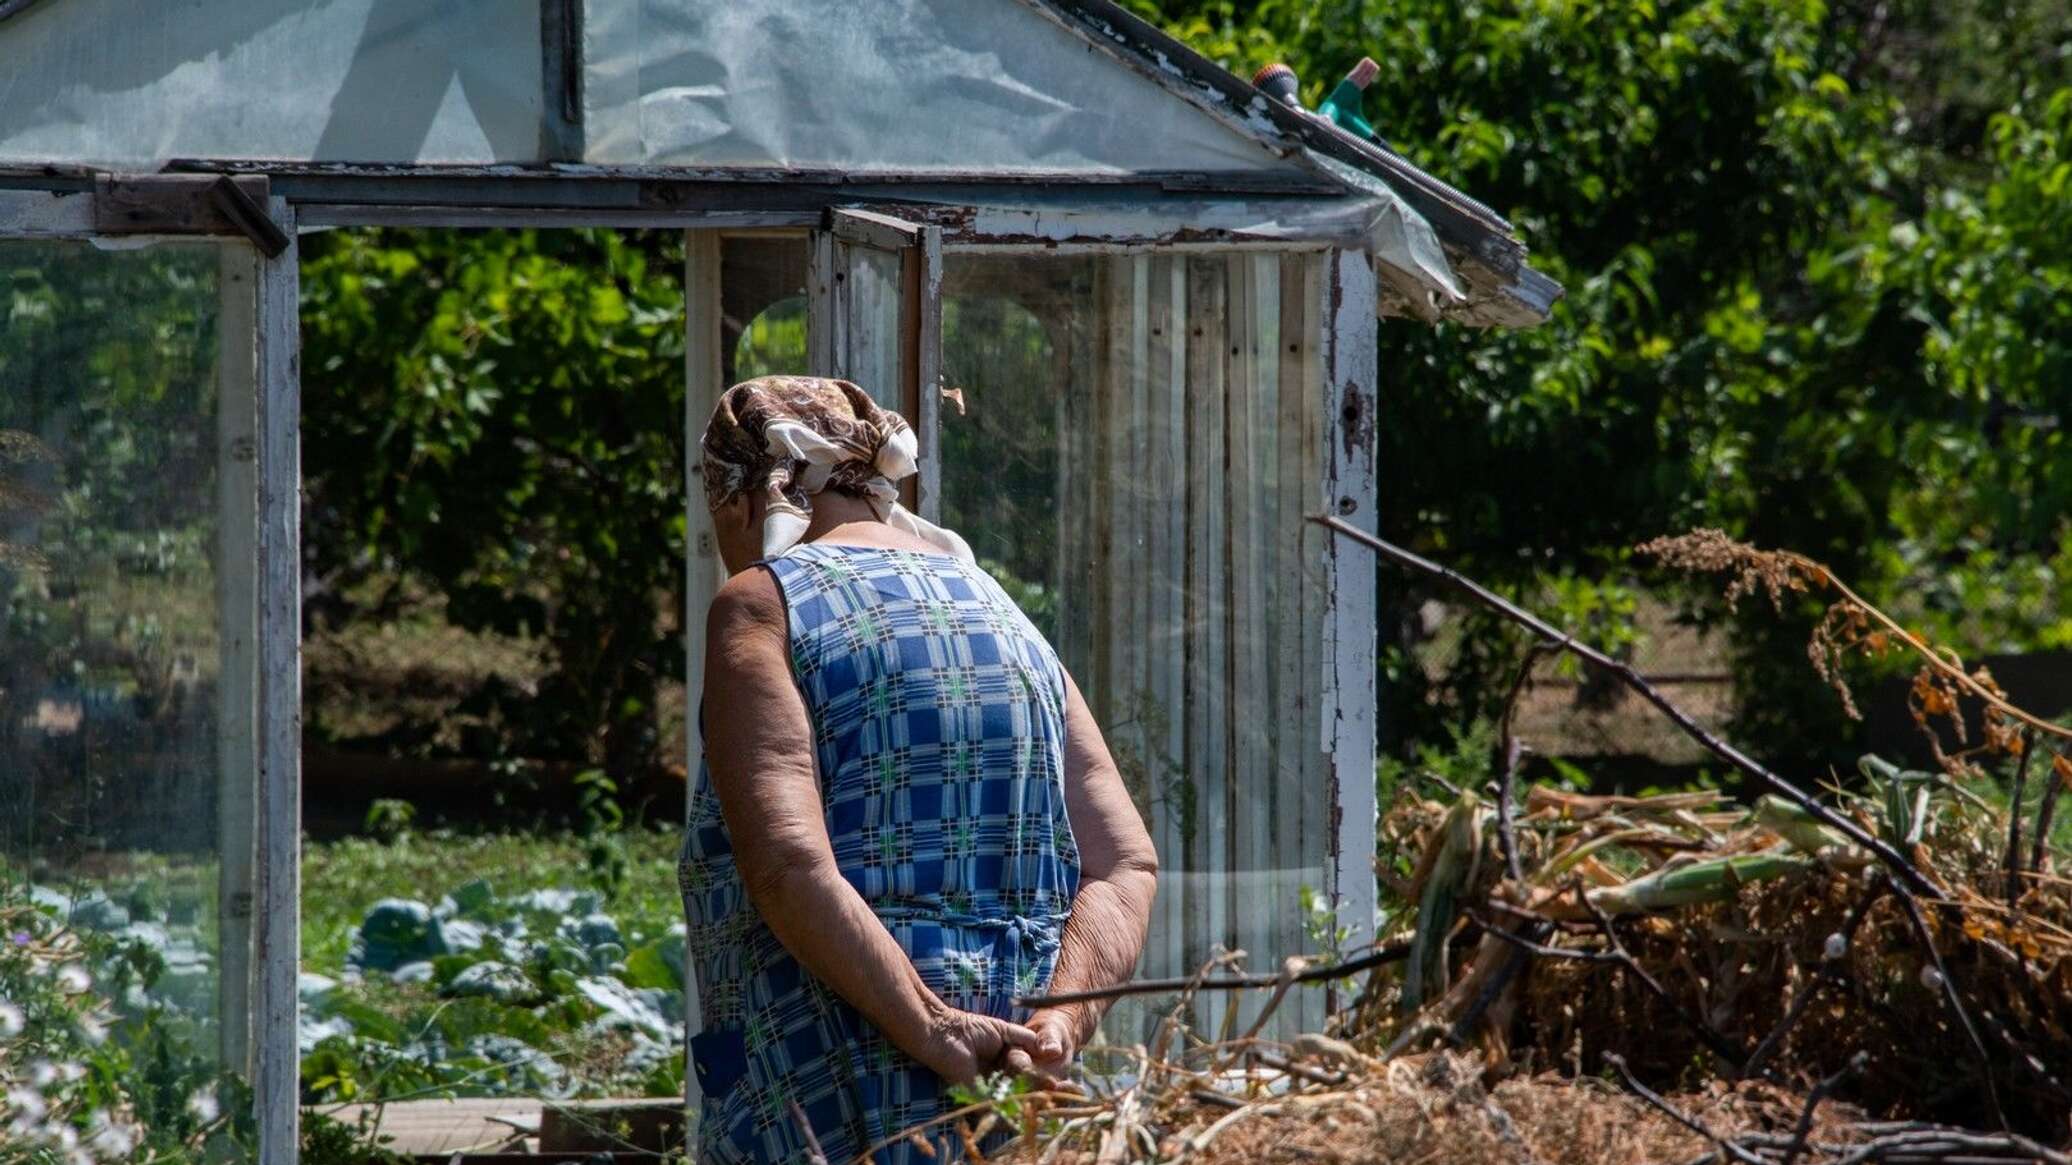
[918,1004,1043,1085]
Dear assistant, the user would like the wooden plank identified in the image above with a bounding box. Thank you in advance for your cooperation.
[1119,254,1153,1022]
[540,1098,685,1153]
[1219,254,1259,1034]
[0,188,95,237]
[1156,257,1188,1000]
[829,206,926,251]
[1290,252,1329,1034]
[1120,254,1149,803]
[1183,256,1229,1036]
[298,204,815,230]
[913,224,943,521]
[214,245,259,1076]
[1053,264,1091,685]
[680,230,724,1125]
[1322,249,1380,996]
[1101,257,1134,767]
[1082,260,1114,713]
[1269,253,1307,1031]
[1254,254,1293,1009]
[314,1099,538,1156]
[806,230,836,375]
[252,203,302,1165]
[838,241,902,409]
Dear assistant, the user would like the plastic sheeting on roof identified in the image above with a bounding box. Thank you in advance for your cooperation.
[580,0,1294,175]
[0,0,546,169]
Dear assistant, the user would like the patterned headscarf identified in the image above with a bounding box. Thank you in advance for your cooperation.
[700,375,973,562]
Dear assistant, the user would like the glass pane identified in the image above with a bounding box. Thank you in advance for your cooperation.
[941,251,1332,1042]
[722,235,808,385]
[0,242,250,1118]
[837,243,903,411]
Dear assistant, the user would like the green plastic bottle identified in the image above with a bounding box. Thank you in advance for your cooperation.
[1317,57,1382,143]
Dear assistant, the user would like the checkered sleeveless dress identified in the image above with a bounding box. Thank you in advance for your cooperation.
[680,544,1081,1164]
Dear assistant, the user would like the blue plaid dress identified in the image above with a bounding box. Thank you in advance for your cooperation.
[680,544,1081,1164]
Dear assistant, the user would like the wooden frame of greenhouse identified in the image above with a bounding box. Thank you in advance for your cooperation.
[0,0,1556,1157]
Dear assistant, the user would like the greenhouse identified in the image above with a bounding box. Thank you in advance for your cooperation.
[0,0,1555,1157]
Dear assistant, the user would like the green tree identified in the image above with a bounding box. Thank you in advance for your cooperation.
[1131,0,2072,765]
[298,229,687,781]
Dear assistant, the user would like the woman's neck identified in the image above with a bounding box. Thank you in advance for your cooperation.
[801,493,941,555]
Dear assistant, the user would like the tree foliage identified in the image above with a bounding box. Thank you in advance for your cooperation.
[1129,0,2072,762]
[299,229,687,779]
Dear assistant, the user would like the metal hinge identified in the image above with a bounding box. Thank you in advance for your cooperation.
[92,173,292,257]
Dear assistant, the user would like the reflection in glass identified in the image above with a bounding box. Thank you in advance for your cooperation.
[0,242,249,1113]
[722,235,808,386]
[941,251,1333,1039]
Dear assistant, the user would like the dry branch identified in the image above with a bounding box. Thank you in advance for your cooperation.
[1015,939,1413,1009]
[1311,514,1939,898]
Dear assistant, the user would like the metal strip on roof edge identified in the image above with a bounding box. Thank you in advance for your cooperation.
[156,159,1342,195]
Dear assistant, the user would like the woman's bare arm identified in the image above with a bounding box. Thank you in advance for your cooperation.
[702,568,1037,1082]
[1022,672,1159,1054]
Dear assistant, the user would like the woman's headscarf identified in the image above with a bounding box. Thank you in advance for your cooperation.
[700,375,973,562]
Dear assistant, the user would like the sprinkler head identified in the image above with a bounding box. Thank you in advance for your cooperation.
[1252,62,1301,107]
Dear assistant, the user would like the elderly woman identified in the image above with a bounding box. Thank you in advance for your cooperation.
[681,376,1159,1163]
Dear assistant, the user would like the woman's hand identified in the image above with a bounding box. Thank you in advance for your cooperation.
[1001,1008,1077,1086]
[919,1005,1043,1085]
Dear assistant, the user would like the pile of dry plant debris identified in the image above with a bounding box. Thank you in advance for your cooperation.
[907,526,2072,1165]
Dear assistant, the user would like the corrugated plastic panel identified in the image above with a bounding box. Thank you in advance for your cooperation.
[581,0,1294,175]
[0,0,544,168]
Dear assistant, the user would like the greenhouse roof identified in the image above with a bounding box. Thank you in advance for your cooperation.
[0,0,1557,324]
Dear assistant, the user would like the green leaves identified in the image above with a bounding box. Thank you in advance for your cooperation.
[299,228,689,779]
[1136,0,2072,762]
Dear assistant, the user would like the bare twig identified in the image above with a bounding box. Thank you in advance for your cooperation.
[1602,1053,1769,1165]
[1780,1053,1866,1165]
[2005,733,2035,909]
[1016,939,1412,1009]
[2031,748,2065,875]
[1234,957,1306,1049]
[1889,879,2007,1131]
[1495,641,1559,886]
[1829,1126,2072,1165]
[1312,514,1939,899]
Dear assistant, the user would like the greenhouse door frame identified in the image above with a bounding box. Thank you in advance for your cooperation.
[0,186,303,1165]
[681,222,1380,980]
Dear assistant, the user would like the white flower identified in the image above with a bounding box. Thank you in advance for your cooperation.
[0,1000,24,1037]
[28,1059,58,1087]
[75,1014,106,1045]
[185,1085,220,1123]
[54,964,91,994]
[87,1114,135,1157]
[5,1087,47,1121]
